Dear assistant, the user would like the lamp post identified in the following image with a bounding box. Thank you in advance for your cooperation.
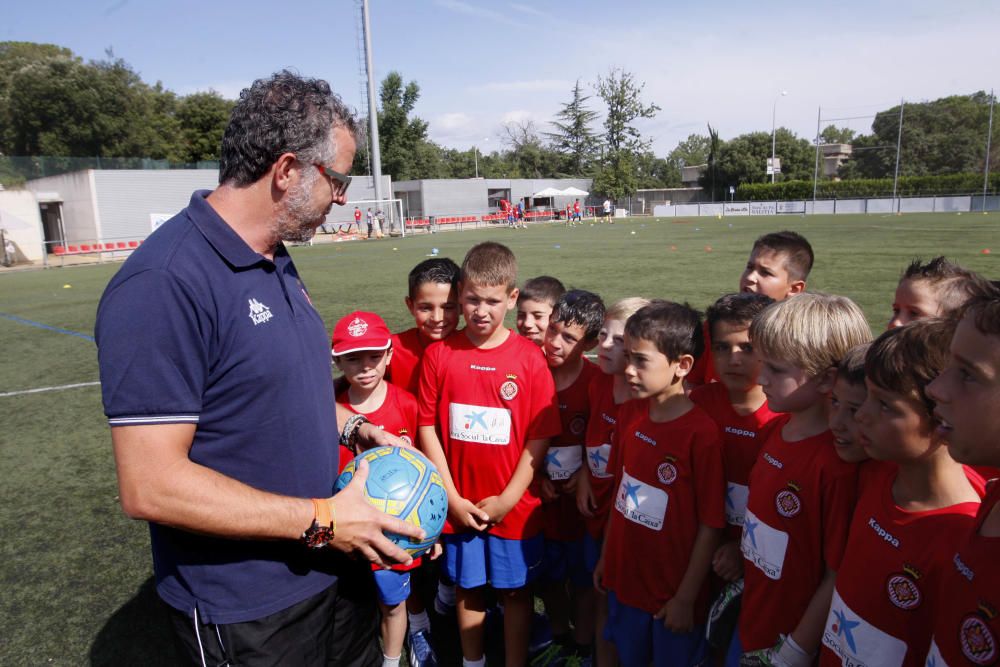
[771,90,788,183]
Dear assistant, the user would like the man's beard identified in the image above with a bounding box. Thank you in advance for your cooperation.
[272,176,330,244]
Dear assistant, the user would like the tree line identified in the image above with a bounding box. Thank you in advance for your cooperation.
[2,41,996,199]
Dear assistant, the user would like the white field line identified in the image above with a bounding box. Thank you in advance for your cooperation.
[0,381,101,398]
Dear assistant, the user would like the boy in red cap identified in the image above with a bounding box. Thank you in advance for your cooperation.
[331,310,439,667]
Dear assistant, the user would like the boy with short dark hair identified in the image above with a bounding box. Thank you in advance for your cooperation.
[332,310,427,667]
[739,231,814,299]
[828,343,872,464]
[516,276,566,347]
[732,293,872,667]
[689,230,814,387]
[389,257,461,395]
[819,320,982,667]
[417,242,561,667]
[924,288,1000,664]
[888,255,993,329]
[577,296,650,667]
[535,289,605,665]
[595,300,725,667]
[690,293,779,654]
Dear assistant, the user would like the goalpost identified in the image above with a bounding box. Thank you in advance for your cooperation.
[322,198,406,237]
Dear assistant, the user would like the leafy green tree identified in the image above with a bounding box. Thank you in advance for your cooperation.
[544,80,600,176]
[175,91,232,163]
[501,120,562,178]
[593,67,660,199]
[841,93,998,179]
[667,133,711,169]
[375,71,431,181]
[707,129,813,191]
[819,125,856,144]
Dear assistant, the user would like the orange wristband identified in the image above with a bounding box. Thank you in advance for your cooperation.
[312,498,332,528]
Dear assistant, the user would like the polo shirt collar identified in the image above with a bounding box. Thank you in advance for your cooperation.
[188,190,285,268]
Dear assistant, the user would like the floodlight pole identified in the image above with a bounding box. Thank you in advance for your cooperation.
[892,98,904,211]
[361,0,383,205]
[812,106,822,203]
[984,89,995,211]
[771,91,787,183]
[474,146,479,179]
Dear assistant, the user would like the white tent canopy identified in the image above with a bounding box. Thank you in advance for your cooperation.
[560,186,589,196]
[531,187,563,198]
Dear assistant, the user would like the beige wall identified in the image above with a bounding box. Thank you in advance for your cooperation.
[0,189,45,263]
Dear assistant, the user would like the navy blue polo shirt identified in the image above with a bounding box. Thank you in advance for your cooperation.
[96,191,340,624]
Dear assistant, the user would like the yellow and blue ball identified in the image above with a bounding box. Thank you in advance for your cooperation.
[335,446,448,558]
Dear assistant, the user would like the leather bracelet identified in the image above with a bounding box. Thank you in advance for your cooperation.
[339,413,369,453]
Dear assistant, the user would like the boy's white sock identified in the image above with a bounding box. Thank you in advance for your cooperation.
[382,655,401,667]
[462,657,486,667]
[408,610,431,634]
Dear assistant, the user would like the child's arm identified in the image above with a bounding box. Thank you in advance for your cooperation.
[477,436,549,525]
[575,463,595,518]
[654,523,721,632]
[780,566,836,661]
[712,539,744,582]
[418,425,489,531]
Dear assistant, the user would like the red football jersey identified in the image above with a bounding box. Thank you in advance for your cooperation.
[417,330,561,539]
[690,382,782,541]
[389,328,427,395]
[603,400,725,616]
[583,373,625,539]
[336,382,421,571]
[354,208,362,221]
[738,418,859,651]
[543,360,600,542]
[926,482,1000,667]
[819,464,981,667]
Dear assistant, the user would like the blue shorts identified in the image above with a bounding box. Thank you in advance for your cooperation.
[583,532,602,574]
[443,532,543,589]
[604,591,707,667]
[724,629,743,667]
[373,568,412,607]
[539,538,592,588]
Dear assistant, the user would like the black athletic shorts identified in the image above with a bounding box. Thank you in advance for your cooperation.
[166,569,380,666]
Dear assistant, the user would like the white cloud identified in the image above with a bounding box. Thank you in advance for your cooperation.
[501,110,536,124]
[509,3,550,19]
[434,0,519,26]
[435,112,473,131]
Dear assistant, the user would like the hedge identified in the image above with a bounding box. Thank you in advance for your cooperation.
[736,173,1000,201]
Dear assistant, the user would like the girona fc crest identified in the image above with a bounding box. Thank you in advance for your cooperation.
[657,461,677,485]
[499,381,518,401]
[347,317,368,337]
[960,615,998,665]
[886,573,921,610]
[775,490,801,518]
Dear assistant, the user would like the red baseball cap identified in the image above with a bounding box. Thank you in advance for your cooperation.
[331,311,392,356]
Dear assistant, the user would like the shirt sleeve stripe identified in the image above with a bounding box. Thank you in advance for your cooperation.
[108,415,200,426]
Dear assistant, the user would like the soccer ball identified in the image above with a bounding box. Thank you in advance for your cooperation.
[335,446,448,558]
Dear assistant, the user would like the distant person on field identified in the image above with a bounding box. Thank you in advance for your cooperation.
[366,207,375,238]
[354,205,362,232]
[602,197,612,223]
[95,70,421,665]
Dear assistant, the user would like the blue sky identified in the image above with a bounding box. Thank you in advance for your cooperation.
[5,0,999,156]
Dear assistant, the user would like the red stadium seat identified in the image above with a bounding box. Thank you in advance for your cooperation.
[53,246,66,255]
[116,242,127,249]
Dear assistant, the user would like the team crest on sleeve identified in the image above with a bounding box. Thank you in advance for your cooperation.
[398,428,413,447]
[775,482,802,518]
[886,565,922,610]
[960,608,998,666]
[499,374,519,401]
[657,456,678,485]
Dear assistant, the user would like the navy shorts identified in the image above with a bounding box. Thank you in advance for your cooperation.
[443,532,543,589]
[582,532,602,574]
[373,568,412,607]
[604,590,707,667]
[539,538,592,588]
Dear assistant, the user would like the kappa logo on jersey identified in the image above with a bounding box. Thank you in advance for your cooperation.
[586,444,612,478]
[822,589,908,666]
[546,445,583,480]
[886,566,922,610]
[347,317,368,337]
[775,483,802,518]
[615,469,668,530]
[741,509,788,580]
[449,403,511,445]
[248,298,274,325]
[657,456,678,485]
[960,614,997,665]
[499,374,519,401]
